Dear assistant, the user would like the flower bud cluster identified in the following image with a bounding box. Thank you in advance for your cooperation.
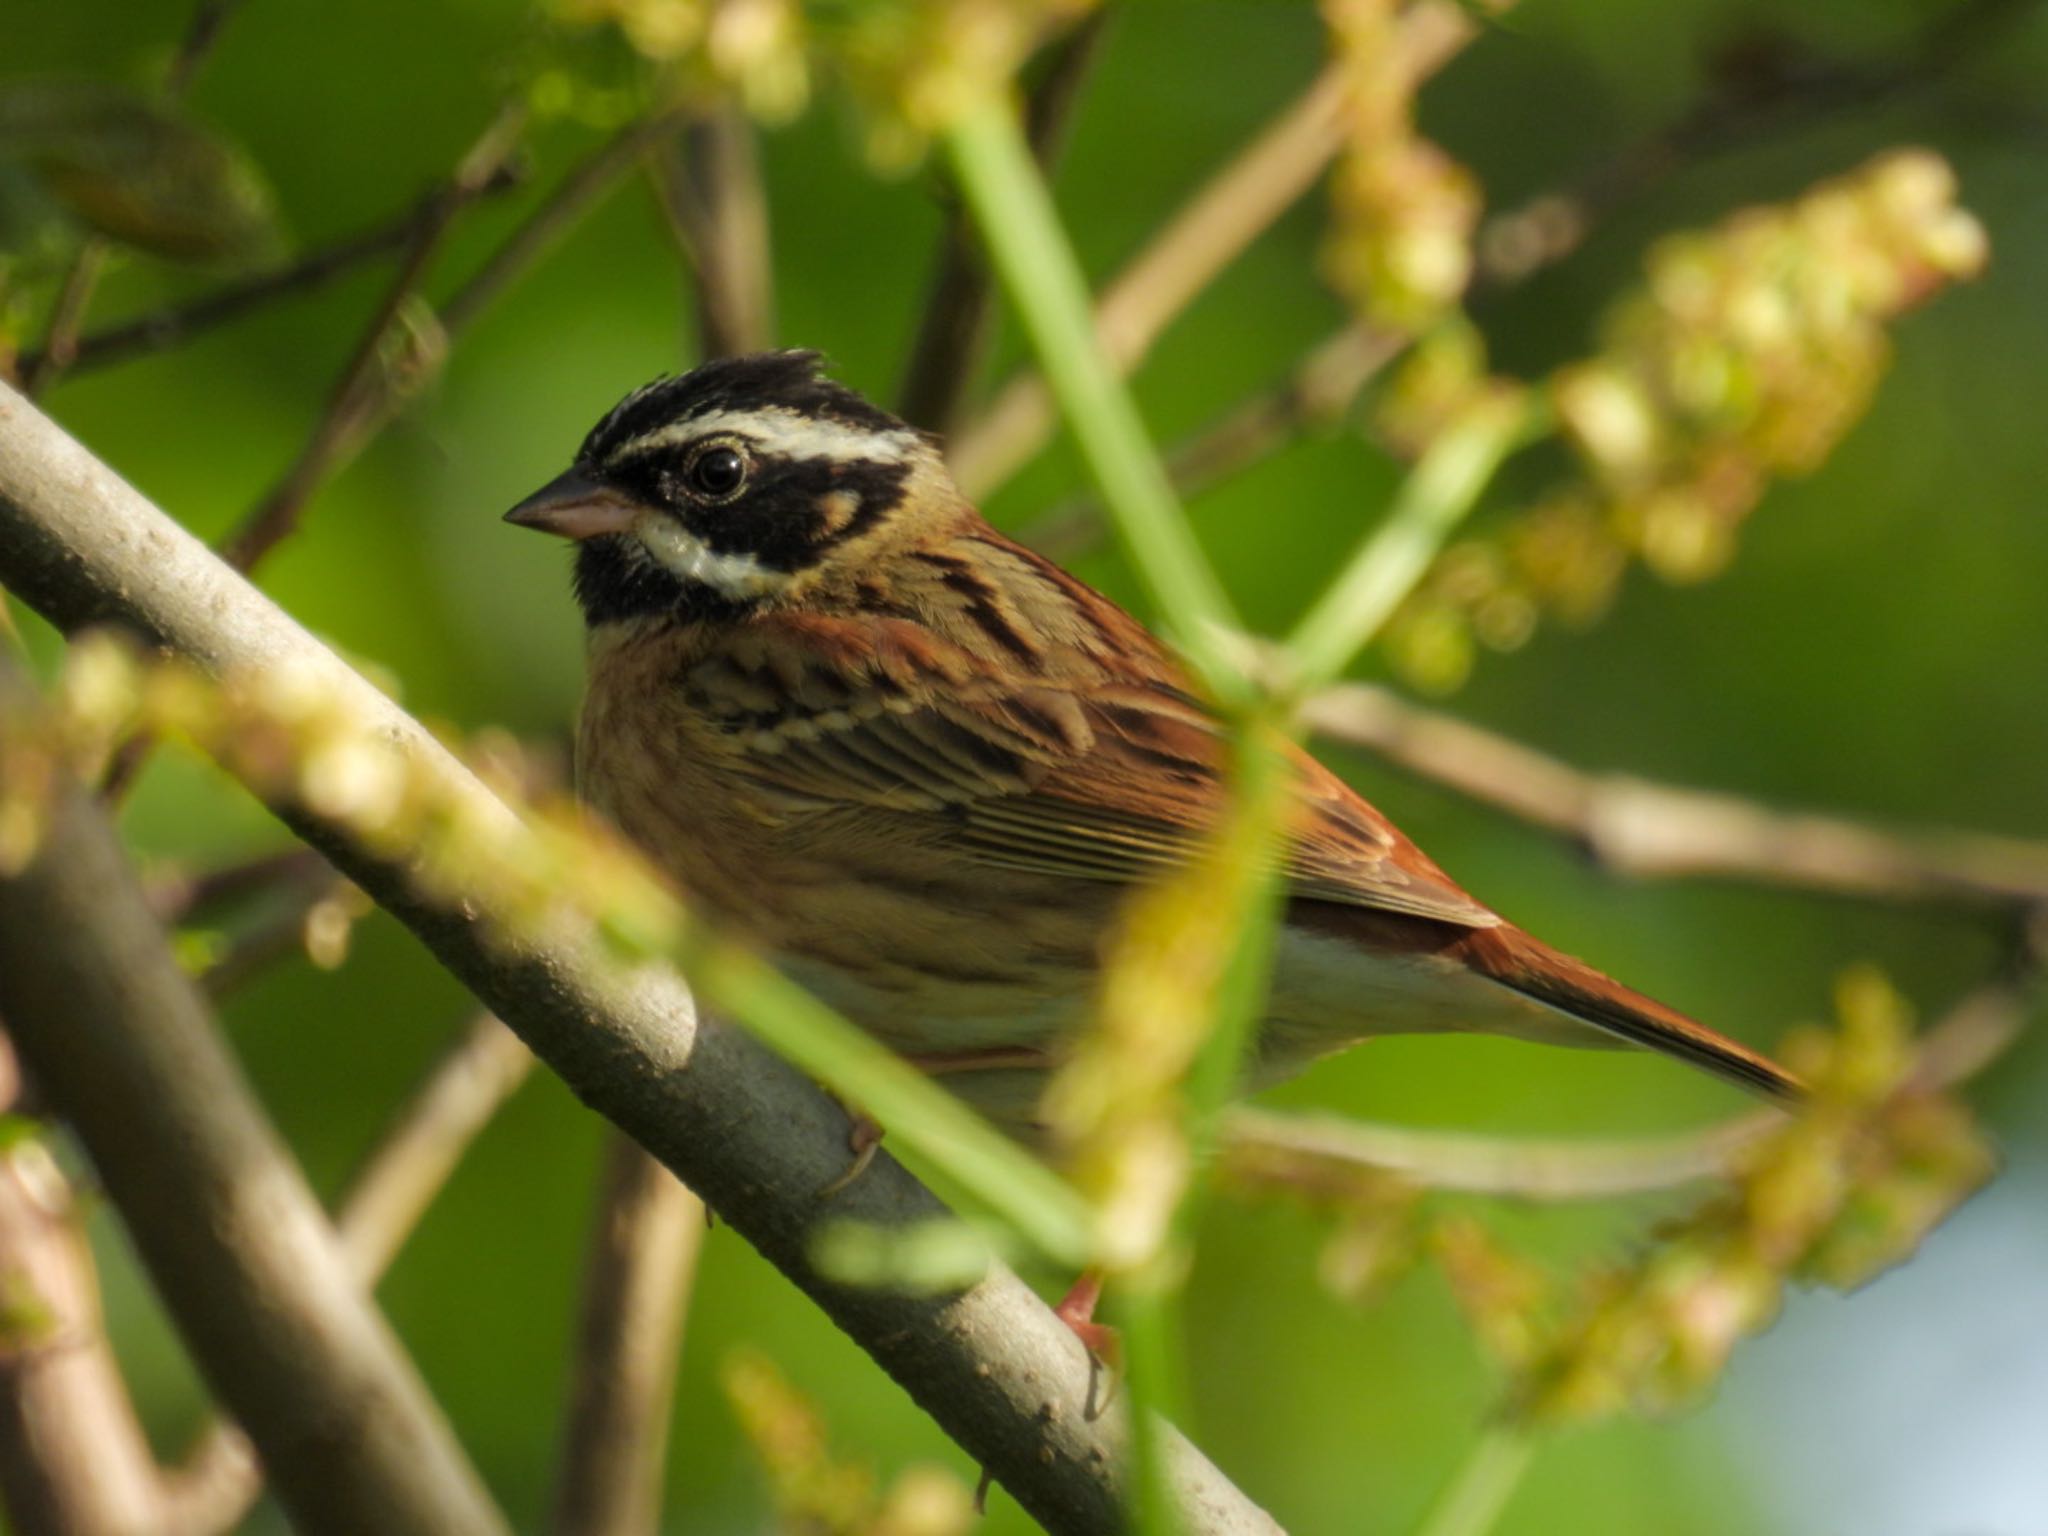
[723,1348,977,1535]
[1464,966,1993,1424]
[3,633,690,975]
[1319,0,1486,332]
[1385,150,1988,692]
[551,0,1093,165]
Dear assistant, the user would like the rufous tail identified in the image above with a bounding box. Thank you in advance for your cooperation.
[1451,922,1804,1105]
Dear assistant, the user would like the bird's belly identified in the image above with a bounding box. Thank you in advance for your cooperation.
[1253,925,1540,1086]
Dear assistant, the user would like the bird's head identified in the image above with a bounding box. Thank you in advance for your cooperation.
[505,350,950,626]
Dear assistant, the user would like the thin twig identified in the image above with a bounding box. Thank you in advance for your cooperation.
[945,62,1348,500]
[163,0,245,93]
[896,14,1107,434]
[217,102,530,574]
[17,0,247,397]
[19,247,109,399]
[1411,1427,1536,1536]
[1303,681,2048,911]
[0,1054,166,1536]
[1477,0,2041,285]
[160,1013,536,1536]
[548,1138,705,1536]
[21,181,518,384]
[440,109,688,338]
[0,654,511,1536]
[1223,969,2036,1202]
[101,111,674,803]
[144,844,331,922]
[650,107,774,358]
[1016,323,1404,560]
[947,1,1478,501]
[194,873,352,1000]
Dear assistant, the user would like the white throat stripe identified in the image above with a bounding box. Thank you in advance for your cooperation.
[631,513,792,599]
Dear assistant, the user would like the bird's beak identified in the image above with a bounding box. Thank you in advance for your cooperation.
[503,469,642,541]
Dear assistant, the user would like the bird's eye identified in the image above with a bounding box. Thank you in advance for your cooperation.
[686,444,747,500]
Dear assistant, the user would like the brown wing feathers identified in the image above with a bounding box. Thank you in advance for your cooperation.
[704,525,1803,1105]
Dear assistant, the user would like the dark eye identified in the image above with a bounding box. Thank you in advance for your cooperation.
[687,445,746,499]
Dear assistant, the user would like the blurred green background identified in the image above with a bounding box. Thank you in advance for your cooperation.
[6,1,2047,1531]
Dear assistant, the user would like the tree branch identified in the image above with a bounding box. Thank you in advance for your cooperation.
[0,657,511,1536]
[21,174,521,385]
[548,1136,704,1536]
[1302,681,2048,911]
[650,107,775,359]
[159,1012,537,1536]
[1017,324,1403,561]
[16,0,246,397]
[0,383,1279,1533]
[946,0,1478,501]
[0,1114,165,1536]
[1222,964,2036,1202]
[218,102,529,573]
[896,14,1106,435]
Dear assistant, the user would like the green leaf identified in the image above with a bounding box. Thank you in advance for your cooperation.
[0,78,283,264]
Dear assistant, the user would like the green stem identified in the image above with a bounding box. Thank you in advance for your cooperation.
[944,96,1252,708]
[1284,388,1531,693]
[1113,1278,1192,1535]
[687,941,1095,1267]
[1182,725,1291,1131]
[1412,1427,1538,1536]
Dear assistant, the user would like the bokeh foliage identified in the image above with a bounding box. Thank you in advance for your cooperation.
[4,1,2046,1533]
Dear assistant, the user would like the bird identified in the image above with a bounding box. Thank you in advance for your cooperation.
[505,350,1801,1143]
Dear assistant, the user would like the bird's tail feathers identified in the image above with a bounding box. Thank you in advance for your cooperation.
[1455,922,1804,1105]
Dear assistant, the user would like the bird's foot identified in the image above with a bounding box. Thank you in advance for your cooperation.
[816,1109,884,1198]
[815,1046,1051,1198]
[1054,1270,1121,1418]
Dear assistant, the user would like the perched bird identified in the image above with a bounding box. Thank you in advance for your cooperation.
[507,350,1800,1137]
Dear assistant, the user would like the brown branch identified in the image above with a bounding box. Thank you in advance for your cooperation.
[896,14,1107,435]
[947,0,1479,501]
[0,377,1278,1535]
[548,1137,705,1536]
[17,0,247,397]
[22,180,518,384]
[0,657,510,1536]
[217,103,530,574]
[18,247,108,399]
[160,1012,536,1536]
[440,110,688,339]
[651,108,775,358]
[0,1092,165,1536]
[1302,681,2048,912]
[1478,0,2041,287]
[145,844,331,922]
[1223,965,2037,1203]
[1017,323,1402,561]
[101,109,675,803]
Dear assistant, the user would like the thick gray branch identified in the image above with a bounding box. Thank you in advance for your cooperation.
[0,382,1278,1533]
[0,664,509,1536]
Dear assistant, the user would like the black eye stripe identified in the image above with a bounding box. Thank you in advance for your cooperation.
[670,455,911,572]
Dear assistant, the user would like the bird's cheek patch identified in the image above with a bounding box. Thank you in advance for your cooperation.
[633,513,793,600]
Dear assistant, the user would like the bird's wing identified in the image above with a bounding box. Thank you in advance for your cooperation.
[680,606,1495,928]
